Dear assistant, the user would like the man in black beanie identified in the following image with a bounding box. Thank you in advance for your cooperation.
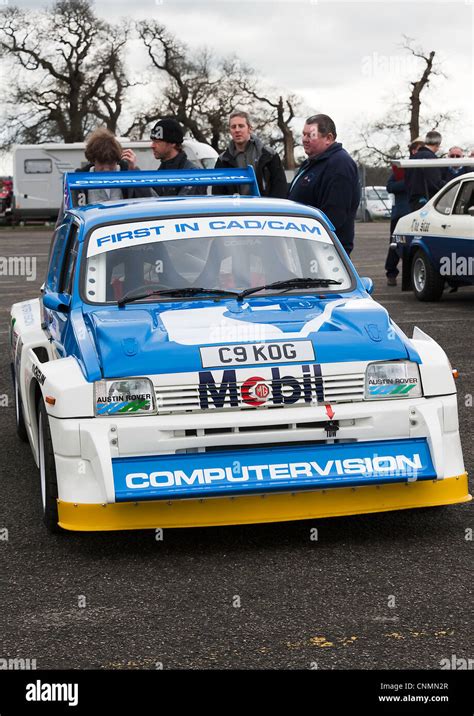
[128,117,205,196]
[150,118,204,196]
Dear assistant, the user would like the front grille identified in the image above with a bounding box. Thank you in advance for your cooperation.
[172,422,359,454]
[155,372,365,414]
[323,375,365,402]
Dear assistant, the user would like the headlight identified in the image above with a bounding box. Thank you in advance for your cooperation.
[365,361,422,399]
[95,378,156,416]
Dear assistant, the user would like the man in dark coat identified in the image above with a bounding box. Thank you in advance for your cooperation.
[128,118,205,197]
[385,138,424,285]
[287,114,360,255]
[213,111,288,198]
[405,130,446,211]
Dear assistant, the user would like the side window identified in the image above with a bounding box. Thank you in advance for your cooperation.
[46,220,80,293]
[453,181,474,215]
[59,226,79,295]
[434,184,460,215]
[24,159,52,174]
[45,222,71,291]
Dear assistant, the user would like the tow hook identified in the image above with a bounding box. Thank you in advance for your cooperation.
[324,420,339,438]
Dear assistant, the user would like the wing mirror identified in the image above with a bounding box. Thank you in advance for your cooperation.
[43,292,71,313]
[360,276,374,295]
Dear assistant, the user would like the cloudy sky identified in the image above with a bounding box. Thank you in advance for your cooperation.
[1,0,472,172]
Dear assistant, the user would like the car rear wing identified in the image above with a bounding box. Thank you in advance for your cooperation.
[62,167,260,208]
[392,159,474,168]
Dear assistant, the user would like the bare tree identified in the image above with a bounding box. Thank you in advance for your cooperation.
[133,21,302,166]
[403,36,447,141]
[0,0,131,148]
[234,83,300,169]
[198,56,258,152]
[134,21,211,145]
[356,37,451,165]
[133,22,264,150]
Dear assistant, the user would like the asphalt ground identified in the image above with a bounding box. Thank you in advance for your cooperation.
[0,222,472,671]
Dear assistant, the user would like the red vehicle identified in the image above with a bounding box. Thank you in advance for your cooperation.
[0,176,13,223]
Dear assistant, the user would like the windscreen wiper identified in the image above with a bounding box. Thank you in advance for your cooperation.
[118,286,240,306]
[237,277,343,300]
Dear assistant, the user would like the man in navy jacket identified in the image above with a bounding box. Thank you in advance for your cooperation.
[405,130,446,211]
[384,138,424,285]
[288,114,360,254]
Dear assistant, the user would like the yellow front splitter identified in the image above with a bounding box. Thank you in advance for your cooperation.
[57,474,471,531]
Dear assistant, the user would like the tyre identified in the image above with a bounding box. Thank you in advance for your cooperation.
[37,399,63,533]
[411,249,445,301]
[364,210,372,222]
[13,370,28,442]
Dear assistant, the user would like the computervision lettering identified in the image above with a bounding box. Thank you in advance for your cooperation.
[124,453,423,489]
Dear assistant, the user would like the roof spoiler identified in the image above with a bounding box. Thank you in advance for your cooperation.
[392,158,474,168]
[62,167,260,208]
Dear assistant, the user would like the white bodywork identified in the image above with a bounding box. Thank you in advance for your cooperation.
[394,171,474,239]
[11,297,465,506]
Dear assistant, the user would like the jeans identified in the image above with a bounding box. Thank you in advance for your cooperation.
[385,217,400,278]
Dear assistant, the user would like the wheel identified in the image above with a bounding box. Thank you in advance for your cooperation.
[37,399,63,533]
[364,210,372,222]
[411,249,445,301]
[13,370,28,442]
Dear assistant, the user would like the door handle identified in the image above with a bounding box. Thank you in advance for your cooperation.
[441,224,451,229]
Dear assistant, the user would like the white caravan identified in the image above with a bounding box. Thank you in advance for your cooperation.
[12,139,218,223]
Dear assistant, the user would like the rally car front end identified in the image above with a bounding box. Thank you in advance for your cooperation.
[37,327,469,532]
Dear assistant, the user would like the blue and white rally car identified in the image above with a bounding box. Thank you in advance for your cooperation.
[10,169,471,532]
[393,159,474,301]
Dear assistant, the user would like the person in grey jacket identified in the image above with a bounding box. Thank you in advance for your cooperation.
[213,111,288,198]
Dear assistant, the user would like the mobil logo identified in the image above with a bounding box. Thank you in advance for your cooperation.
[198,364,323,409]
[241,376,271,406]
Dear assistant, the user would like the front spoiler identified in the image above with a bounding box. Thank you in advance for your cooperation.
[57,473,471,531]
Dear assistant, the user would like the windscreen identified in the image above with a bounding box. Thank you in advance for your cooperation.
[84,215,353,303]
[366,189,389,200]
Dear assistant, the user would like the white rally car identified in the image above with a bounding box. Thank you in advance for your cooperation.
[392,160,474,300]
[10,169,471,532]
